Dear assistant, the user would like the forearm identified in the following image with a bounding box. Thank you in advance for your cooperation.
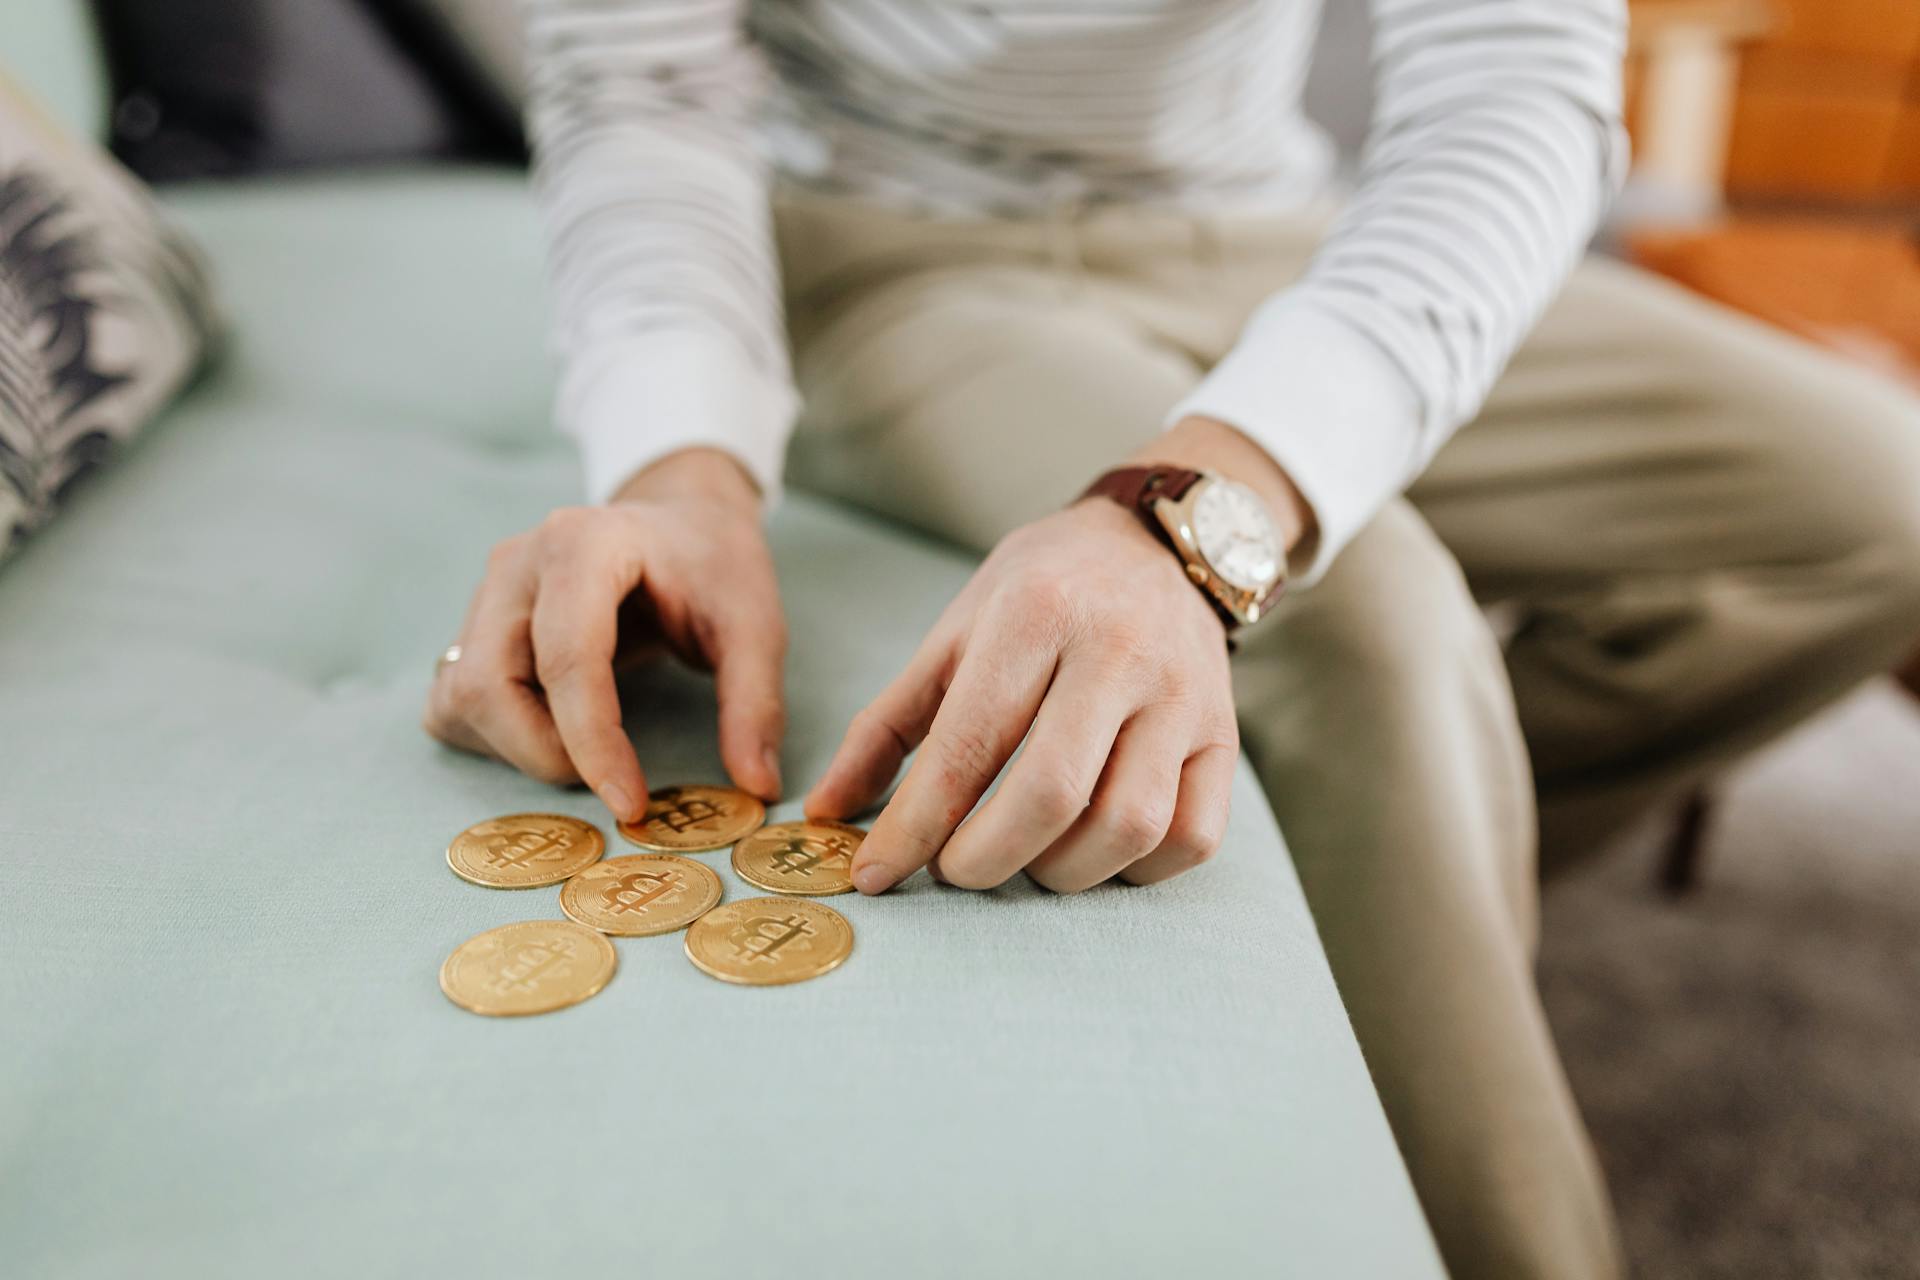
[524,0,797,505]
[1168,0,1626,583]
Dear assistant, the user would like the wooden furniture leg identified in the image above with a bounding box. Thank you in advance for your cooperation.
[1660,788,1716,896]
[1660,653,1918,896]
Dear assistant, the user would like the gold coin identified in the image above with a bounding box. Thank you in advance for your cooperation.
[446,813,605,888]
[731,819,865,896]
[617,784,766,852]
[439,919,617,1017]
[559,854,723,937]
[684,898,854,987]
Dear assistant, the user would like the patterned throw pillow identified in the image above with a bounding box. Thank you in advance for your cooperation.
[0,73,216,562]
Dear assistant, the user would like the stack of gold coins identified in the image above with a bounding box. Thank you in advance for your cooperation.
[437,788,864,1015]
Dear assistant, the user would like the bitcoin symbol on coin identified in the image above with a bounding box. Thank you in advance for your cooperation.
[728,912,816,963]
[766,835,849,879]
[602,869,678,915]
[731,821,862,895]
[482,826,572,870]
[449,815,604,889]
[684,898,851,985]
[441,920,616,1016]
[560,854,720,936]
[493,936,575,993]
[657,796,721,834]
[619,786,765,852]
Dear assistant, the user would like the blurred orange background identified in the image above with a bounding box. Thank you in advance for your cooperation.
[1624,0,1920,385]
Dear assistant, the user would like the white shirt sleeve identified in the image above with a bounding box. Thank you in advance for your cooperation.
[524,0,797,505]
[1165,0,1629,582]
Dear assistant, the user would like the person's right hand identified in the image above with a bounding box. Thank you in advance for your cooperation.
[422,447,786,823]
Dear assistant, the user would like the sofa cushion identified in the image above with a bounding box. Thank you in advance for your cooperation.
[0,72,216,561]
[0,3,107,141]
[0,167,1443,1276]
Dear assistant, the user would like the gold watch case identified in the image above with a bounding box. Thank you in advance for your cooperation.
[1146,473,1287,627]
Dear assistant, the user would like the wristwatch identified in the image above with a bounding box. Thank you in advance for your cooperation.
[1080,466,1287,629]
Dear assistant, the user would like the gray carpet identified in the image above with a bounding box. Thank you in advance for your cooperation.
[1539,681,1920,1280]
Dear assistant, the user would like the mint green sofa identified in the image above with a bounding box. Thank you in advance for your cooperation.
[0,11,1444,1277]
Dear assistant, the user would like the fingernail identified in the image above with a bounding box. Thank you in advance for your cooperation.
[761,746,783,796]
[602,783,636,821]
[853,864,895,895]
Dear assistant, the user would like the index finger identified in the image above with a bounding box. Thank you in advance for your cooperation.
[529,552,648,822]
[851,636,1057,894]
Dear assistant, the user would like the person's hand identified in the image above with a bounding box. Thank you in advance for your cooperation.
[806,417,1312,895]
[804,494,1241,894]
[422,448,785,822]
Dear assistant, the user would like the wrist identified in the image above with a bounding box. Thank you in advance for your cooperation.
[1133,417,1315,556]
[611,447,762,519]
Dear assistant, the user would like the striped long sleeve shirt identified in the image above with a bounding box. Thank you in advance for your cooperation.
[524,0,1627,580]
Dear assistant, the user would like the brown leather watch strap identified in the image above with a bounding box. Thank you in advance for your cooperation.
[1080,465,1244,636]
[1082,466,1289,641]
[1079,465,1205,514]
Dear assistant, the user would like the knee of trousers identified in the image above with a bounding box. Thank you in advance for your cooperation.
[1237,501,1540,945]
[1840,400,1920,631]
[1247,501,1521,741]
[1732,358,1920,636]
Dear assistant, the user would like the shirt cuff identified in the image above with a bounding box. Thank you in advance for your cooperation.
[1163,296,1423,587]
[557,330,800,508]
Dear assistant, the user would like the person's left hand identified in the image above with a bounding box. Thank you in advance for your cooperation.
[804,496,1242,895]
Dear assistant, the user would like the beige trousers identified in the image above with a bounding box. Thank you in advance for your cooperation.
[771,188,1920,1279]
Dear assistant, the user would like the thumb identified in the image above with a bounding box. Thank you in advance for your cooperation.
[803,629,952,822]
[711,601,787,802]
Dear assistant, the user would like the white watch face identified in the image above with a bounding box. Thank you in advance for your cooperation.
[1191,479,1281,592]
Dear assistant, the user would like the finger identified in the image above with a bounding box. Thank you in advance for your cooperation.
[850,630,1059,894]
[528,541,647,822]
[1025,713,1183,895]
[425,545,578,785]
[803,628,957,821]
[930,658,1132,890]
[466,682,581,787]
[805,581,988,820]
[423,538,527,746]
[1121,743,1235,886]
[710,599,788,801]
[423,694,491,756]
